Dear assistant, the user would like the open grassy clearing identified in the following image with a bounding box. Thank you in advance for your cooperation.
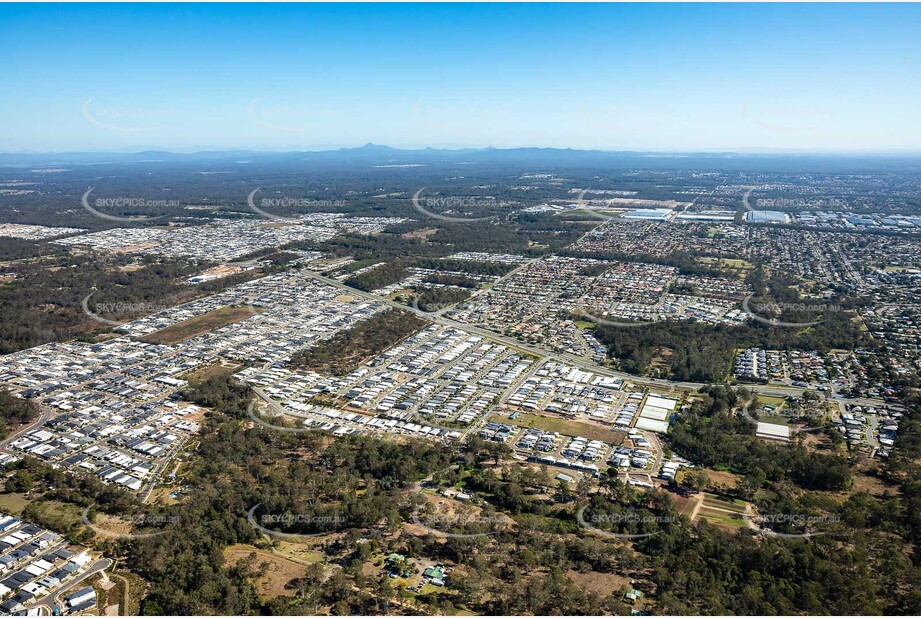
[223,544,309,599]
[758,394,787,408]
[705,493,746,506]
[179,360,242,383]
[493,411,622,443]
[698,257,753,269]
[25,499,85,532]
[273,540,326,565]
[703,497,746,513]
[759,414,791,425]
[565,569,631,596]
[140,306,260,344]
[699,469,742,490]
[698,510,748,528]
[0,492,29,515]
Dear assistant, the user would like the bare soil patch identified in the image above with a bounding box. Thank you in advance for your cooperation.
[224,544,309,599]
[565,569,631,596]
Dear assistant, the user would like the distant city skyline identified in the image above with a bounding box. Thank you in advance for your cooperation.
[3,2,920,153]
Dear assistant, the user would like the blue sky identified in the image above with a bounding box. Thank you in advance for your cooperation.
[2,2,920,152]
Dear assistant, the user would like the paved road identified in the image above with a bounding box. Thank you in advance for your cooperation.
[742,186,755,213]
[428,257,540,317]
[34,557,112,615]
[301,269,873,408]
[139,434,188,503]
[0,404,55,449]
[646,432,665,477]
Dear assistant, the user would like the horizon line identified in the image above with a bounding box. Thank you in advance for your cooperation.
[4,143,921,158]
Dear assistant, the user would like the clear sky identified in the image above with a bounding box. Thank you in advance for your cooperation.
[2,2,920,153]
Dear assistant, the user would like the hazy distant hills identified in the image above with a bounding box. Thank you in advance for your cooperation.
[2,143,920,172]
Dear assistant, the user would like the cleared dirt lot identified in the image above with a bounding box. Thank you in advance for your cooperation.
[565,569,631,596]
[224,544,309,598]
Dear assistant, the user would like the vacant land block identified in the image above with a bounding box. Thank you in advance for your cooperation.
[140,306,260,344]
[495,411,622,443]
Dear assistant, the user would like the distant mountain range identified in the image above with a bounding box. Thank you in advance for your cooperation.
[2,143,920,172]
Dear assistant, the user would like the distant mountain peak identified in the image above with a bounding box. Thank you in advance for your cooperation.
[354,142,397,152]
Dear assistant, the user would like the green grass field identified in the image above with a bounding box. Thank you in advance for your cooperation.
[698,512,748,528]
[0,492,30,516]
[494,411,620,443]
[140,306,261,345]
